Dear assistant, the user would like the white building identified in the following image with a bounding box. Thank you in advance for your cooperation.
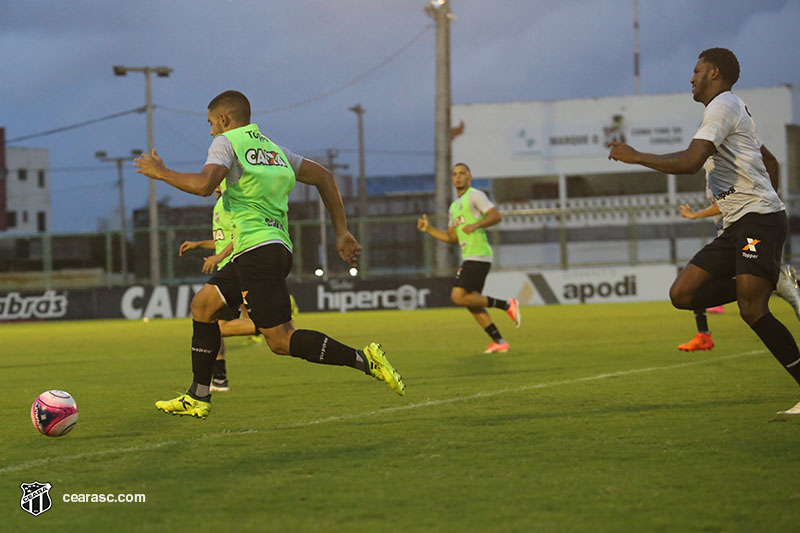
[453,85,799,200]
[452,85,800,267]
[3,146,51,234]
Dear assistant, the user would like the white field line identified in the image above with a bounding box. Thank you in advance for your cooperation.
[1,349,766,473]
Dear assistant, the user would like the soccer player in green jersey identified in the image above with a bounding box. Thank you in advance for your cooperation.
[417,163,521,353]
[178,185,258,391]
[135,90,404,418]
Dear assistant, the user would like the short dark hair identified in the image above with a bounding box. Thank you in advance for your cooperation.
[208,90,251,124]
[453,162,471,173]
[698,48,740,85]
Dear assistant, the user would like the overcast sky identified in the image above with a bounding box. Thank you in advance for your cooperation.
[3,0,799,232]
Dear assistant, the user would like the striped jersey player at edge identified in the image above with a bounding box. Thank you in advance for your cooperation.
[417,163,521,354]
[135,90,404,419]
[608,47,800,415]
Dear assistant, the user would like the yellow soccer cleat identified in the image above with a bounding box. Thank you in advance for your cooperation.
[155,393,210,419]
[362,343,405,396]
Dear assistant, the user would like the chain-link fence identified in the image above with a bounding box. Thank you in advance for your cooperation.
[2,198,798,290]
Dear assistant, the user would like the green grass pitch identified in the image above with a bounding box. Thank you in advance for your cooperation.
[3,300,800,531]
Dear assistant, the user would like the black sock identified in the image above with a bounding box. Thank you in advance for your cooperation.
[484,323,504,343]
[189,320,220,399]
[690,279,737,310]
[694,309,709,334]
[486,297,510,311]
[289,329,362,370]
[213,358,227,379]
[750,313,800,386]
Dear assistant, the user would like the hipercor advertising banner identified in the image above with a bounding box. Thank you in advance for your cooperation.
[0,265,677,322]
[0,276,455,322]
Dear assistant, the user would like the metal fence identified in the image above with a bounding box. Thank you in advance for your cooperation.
[1,198,798,290]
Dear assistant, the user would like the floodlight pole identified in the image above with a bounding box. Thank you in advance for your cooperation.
[324,150,348,280]
[96,150,141,279]
[349,103,368,277]
[426,0,454,275]
[634,0,640,94]
[113,65,173,285]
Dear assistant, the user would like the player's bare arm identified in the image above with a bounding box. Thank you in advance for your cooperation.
[416,214,458,243]
[608,138,715,175]
[463,207,502,235]
[760,144,780,191]
[200,242,234,274]
[296,158,362,266]
[179,240,215,255]
[134,149,227,197]
[677,202,720,220]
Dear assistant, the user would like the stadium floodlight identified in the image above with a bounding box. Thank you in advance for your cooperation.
[112,64,173,285]
[314,268,325,277]
[95,149,141,280]
[349,267,358,277]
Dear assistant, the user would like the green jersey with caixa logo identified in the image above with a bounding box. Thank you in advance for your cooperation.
[449,187,494,260]
[221,124,296,256]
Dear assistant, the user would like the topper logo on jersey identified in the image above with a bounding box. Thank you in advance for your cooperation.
[244,149,287,167]
[245,130,268,142]
[0,291,68,320]
[742,238,760,259]
[317,284,430,312]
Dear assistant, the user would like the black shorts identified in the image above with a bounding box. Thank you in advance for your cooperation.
[217,305,241,322]
[208,261,244,312]
[690,211,786,287]
[454,260,492,293]
[234,243,293,330]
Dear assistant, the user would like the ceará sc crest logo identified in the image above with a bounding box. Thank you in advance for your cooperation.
[20,481,52,516]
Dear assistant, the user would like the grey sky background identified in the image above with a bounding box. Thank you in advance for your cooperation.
[3,0,799,232]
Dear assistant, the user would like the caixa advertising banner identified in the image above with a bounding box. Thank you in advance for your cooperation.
[0,277,455,322]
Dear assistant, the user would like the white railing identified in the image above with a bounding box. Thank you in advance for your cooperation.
[499,192,708,229]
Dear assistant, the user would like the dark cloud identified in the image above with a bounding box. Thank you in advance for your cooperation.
[3,0,798,231]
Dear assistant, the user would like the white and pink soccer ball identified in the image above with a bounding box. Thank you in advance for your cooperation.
[31,390,78,437]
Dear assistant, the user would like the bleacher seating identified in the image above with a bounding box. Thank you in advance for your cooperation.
[498,192,708,229]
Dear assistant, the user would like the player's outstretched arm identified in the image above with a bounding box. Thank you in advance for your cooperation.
[463,207,502,234]
[678,202,720,220]
[760,144,780,192]
[417,214,457,244]
[296,158,362,266]
[134,149,227,197]
[179,240,215,255]
[201,242,234,274]
[608,139,715,175]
